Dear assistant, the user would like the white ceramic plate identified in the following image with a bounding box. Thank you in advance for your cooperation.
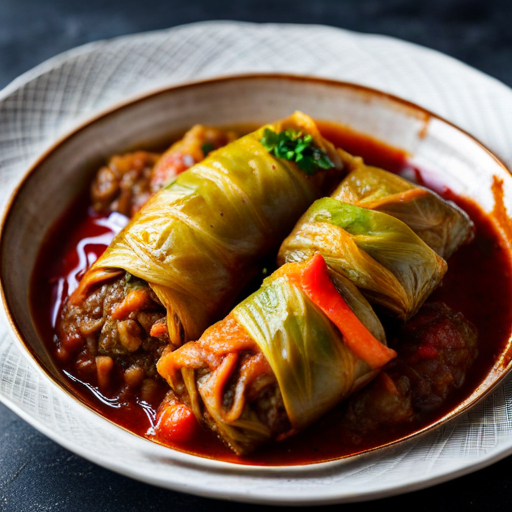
[2,22,512,505]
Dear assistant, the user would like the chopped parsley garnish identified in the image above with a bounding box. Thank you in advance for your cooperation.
[201,142,216,156]
[125,271,146,290]
[260,128,335,175]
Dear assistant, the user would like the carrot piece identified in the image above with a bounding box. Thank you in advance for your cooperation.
[95,355,114,389]
[298,253,396,369]
[156,402,199,443]
[112,289,148,320]
[150,321,168,337]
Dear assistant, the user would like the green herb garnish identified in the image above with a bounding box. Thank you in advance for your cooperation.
[260,128,335,175]
[201,142,216,156]
[125,271,147,291]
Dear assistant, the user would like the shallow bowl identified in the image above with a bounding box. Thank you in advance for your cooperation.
[1,73,512,497]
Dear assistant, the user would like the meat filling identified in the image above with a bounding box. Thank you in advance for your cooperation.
[340,302,478,437]
[91,151,159,217]
[90,125,237,217]
[57,273,170,399]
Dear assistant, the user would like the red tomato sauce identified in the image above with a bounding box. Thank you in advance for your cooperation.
[30,123,512,466]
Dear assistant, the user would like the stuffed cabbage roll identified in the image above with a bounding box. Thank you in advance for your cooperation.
[68,112,343,350]
[278,199,447,320]
[332,166,474,259]
[156,254,396,455]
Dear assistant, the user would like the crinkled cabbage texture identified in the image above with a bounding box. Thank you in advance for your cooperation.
[278,199,447,320]
[77,112,342,344]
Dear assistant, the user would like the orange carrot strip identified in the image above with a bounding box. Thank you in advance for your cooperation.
[112,289,148,320]
[297,253,396,369]
[95,355,114,389]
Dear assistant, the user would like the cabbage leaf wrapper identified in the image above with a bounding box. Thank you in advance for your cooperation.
[278,199,447,320]
[157,257,395,456]
[332,165,474,259]
[70,112,343,346]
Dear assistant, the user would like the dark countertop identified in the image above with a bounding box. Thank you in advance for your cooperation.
[3,0,512,90]
[2,1,512,510]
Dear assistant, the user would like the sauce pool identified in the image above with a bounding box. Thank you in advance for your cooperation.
[30,123,512,465]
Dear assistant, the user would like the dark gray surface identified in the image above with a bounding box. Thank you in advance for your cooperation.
[2,399,512,511]
[2,0,512,510]
[3,0,512,90]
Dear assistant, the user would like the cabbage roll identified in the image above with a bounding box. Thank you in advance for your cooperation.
[70,112,343,347]
[156,254,395,455]
[278,199,447,320]
[332,166,474,259]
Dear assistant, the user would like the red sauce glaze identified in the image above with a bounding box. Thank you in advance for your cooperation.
[318,121,410,173]
[30,124,512,466]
